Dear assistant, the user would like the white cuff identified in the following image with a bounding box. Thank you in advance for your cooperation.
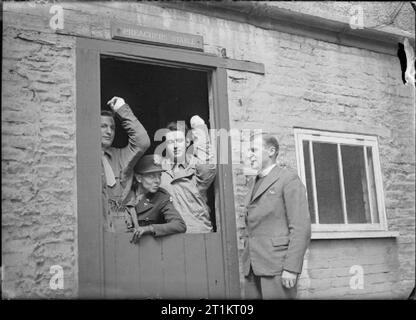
[113,97,126,111]
[190,115,205,128]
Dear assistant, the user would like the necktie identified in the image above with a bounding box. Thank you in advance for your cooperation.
[102,154,116,187]
[251,175,264,200]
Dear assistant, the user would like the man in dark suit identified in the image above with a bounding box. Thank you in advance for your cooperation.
[242,133,311,299]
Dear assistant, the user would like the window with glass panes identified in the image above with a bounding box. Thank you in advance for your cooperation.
[294,129,388,232]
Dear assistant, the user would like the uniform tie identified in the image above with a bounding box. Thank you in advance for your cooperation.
[102,153,116,187]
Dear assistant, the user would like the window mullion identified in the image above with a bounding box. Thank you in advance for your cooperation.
[309,141,320,224]
[337,144,348,224]
[363,146,375,224]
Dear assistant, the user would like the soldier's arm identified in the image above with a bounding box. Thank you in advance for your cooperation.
[109,97,151,185]
[188,115,216,193]
[152,197,187,237]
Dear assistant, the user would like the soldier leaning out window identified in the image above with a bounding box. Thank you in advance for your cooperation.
[159,115,216,233]
[124,154,187,243]
[101,96,151,233]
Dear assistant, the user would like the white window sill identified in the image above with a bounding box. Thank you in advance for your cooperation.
[311,230,399,240]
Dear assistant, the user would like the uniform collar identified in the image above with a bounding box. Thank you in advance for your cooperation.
[102,149,112,159]
[162,157,187,168]
[126,189,154,207]
[161,157,190,173]
[135,191,156,213]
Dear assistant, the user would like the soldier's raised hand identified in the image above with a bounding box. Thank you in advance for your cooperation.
[190,115,205,128]
[190,115,207,142]
[107,96,126,111]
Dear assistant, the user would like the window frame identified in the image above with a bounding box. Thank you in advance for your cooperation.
[294,128,388,234]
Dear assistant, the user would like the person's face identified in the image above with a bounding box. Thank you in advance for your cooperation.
[248,136,274,170]
[166,130,187,162]
[101,116,115,150]
[136,171,162,194]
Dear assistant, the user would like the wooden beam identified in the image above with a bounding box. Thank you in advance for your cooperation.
[77,37,265,75]
[213,67,241,299]
[76,42,104,298]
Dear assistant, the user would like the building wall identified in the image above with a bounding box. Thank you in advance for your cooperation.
[264,1,415,34]
[2,23,77,297]
[225,24,415,298]
[2,2,414,298]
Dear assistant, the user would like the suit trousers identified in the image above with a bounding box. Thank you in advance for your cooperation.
[244,267,297,300]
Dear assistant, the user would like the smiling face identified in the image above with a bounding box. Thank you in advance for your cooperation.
[136,171,162,194]
[166,130,188,162]
[101,116,115,150]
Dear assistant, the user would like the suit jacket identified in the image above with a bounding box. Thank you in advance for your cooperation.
[241,166,311,277]
[125,188,186,237]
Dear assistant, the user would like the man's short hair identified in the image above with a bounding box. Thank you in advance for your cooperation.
[101,109,115,120]
[250,132,279,157]
[263,134,279,157]
[166,121,190,136]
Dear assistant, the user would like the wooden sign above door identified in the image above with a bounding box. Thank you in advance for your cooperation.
[111,22,204,51]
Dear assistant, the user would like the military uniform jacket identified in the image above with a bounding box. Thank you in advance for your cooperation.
[125,188,187,237]
[241,166,311,277]
[103,104,150,203]
[160,122,216,233]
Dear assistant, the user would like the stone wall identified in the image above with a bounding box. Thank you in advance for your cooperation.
[2,25,77,297]
[225,23,415,298]
[2,2,414,298]
[265,1,415,35]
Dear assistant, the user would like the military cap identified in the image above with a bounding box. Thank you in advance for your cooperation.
[134,154,165,174]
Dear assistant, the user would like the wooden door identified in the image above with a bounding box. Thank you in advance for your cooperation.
[77,37,264,299]
[103,233,226,299]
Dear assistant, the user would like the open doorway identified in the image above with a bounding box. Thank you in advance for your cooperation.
[100,56,217,231]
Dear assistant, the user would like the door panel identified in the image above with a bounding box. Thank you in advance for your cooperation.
[183,234,209,298]
[161,235,187,298]
[103,232,226,298]
[205,233,226,298]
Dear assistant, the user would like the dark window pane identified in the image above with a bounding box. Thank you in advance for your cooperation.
[341,145,369,223]
[303,141,315,223]
[313,142,344,224]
